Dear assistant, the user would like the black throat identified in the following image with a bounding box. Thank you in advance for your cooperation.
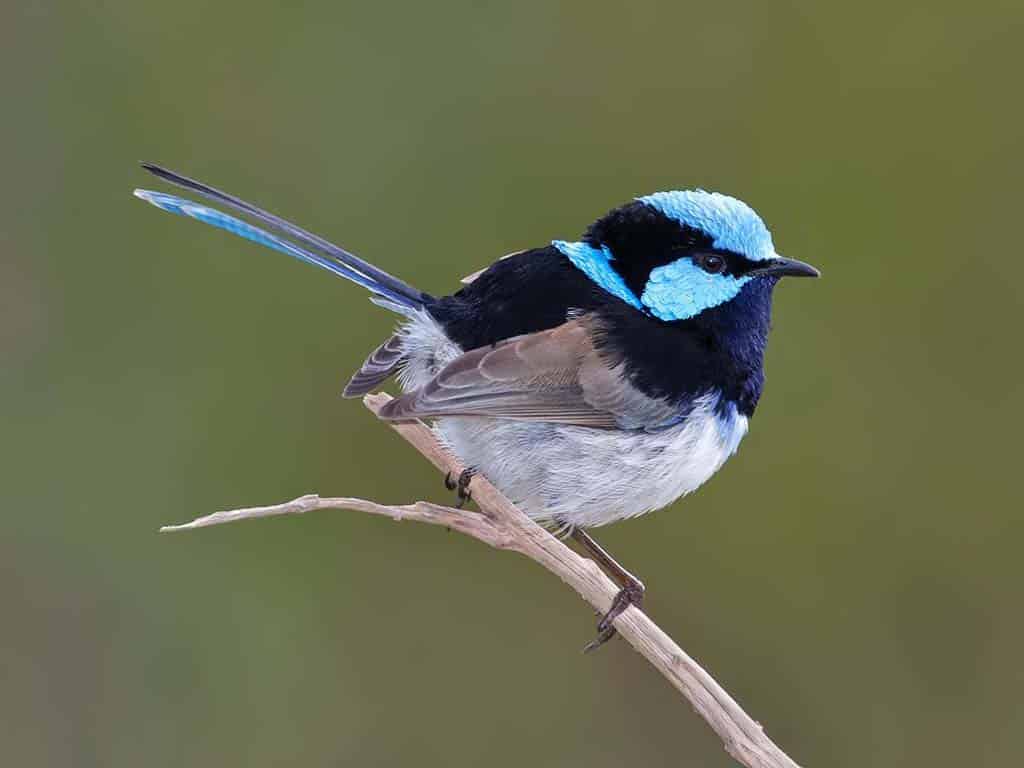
[591,277,776,417]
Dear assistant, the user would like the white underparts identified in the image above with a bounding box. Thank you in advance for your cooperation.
[393,313,748,528]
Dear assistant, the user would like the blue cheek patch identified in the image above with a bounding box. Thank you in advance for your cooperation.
[552,240,643,310]
[640,258,750,321]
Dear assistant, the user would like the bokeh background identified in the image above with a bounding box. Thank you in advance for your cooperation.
[3,2,1023,766]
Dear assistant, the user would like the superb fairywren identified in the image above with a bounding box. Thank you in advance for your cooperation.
[135,164,818,648]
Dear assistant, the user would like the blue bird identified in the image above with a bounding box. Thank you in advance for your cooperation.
[135,164,818,648]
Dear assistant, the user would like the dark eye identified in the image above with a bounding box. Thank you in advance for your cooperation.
[696,253,726,274]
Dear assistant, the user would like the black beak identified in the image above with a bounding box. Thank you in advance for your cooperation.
[753,256,820,278]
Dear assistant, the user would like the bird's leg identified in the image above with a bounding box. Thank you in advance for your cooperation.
[570,527,645,652]
[443,469,474,508]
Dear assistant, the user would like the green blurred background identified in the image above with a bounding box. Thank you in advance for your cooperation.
[3,1,1022,766]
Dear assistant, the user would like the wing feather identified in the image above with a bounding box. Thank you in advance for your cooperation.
[378,317,680,430]
[342,335,406,397]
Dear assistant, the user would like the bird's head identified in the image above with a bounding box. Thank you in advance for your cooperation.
[554,190,818,322]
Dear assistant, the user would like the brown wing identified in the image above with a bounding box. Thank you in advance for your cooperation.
[377,318,680,429]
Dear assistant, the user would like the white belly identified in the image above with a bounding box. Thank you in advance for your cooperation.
[435,399,747,528]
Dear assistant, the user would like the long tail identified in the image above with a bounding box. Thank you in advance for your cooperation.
[133,163,431,311]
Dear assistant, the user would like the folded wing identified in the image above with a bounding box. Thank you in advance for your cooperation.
[377,318,680,430]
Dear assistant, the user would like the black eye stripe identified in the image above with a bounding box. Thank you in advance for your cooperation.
[685,250,766,278]
[584,201,764,294]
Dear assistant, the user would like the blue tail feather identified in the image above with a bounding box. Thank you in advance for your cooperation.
[134,188,421,310]
[139,163,430,307]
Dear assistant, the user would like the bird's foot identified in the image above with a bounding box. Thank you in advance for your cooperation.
[583,577,645,653]
[443,468,474,508]
[568,526,646,652]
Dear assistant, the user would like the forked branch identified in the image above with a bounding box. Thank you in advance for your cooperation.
[161,393,802,768]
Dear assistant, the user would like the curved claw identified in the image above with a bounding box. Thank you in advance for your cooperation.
[583,580,645,653]
[443,469,474,508]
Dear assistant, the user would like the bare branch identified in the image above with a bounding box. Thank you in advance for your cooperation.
[161,392,802,768]
[161,495,515,548]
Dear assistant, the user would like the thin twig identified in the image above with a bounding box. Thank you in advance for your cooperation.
[161,392,802,768]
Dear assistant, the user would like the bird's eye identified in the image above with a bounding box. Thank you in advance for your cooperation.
[696,254,726,274]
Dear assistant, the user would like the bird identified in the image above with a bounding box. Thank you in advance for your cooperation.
[135,163,819,649]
